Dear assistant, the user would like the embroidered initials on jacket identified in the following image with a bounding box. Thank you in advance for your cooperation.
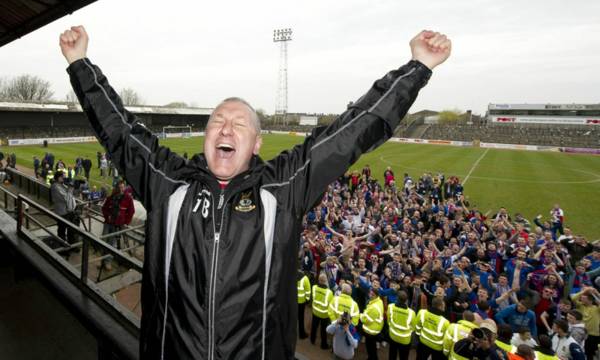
[193,189,212,218]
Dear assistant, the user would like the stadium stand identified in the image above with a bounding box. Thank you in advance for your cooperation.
[420,124,600,148]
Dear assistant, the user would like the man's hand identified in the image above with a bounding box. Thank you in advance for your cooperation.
[410,30,451,70]
[59,26,88,64]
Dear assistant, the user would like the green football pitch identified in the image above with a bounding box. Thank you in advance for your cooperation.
[2,134,599,239]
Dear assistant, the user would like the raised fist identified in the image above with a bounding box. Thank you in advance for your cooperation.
[410,30,451,70]
[59,26,89,64]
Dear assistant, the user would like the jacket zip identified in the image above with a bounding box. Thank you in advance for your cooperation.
[208,189,226,360]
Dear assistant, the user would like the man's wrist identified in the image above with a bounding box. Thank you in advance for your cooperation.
[412,57,435,71]
[67,55,86,65]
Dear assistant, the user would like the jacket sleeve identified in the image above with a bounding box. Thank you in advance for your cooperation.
[67,58,188,211]
[495,306,510,325]
[101,196,110,221]
[124,195,135,224]
[264,60,432,214]
[442,324,454,355]
[529,313,537,337]
[328,300,337,323]
[304,277,311,302]
[360,306,379,328]
[415,309,424,335]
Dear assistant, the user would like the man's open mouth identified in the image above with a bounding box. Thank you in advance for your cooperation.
[216,143,236,159]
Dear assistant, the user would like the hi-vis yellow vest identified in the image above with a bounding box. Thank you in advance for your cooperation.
[311,285,333,319]
[328,293,360,326]
[297,275,311,304]
[387,304,416,345]
[443,320,478,355]
[415,309,449,351]
[495,340,515,354]
[360,297,384,335]
[534,351,559,360]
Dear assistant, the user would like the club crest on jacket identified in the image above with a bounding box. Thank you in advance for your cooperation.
[235,191,256,212]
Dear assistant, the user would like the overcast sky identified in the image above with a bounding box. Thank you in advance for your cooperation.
[1,0,599,115]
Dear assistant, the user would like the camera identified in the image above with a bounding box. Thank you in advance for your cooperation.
[339,311,351,326]
[471,328,485,340]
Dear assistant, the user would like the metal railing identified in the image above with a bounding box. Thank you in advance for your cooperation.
[14,193,142,336]
[4,166,51,203]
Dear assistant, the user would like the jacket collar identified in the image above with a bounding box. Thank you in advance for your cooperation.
[183,154,265,193]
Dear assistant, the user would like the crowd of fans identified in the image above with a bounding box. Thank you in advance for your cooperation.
[30,151,126,202]
[297,165,597,360]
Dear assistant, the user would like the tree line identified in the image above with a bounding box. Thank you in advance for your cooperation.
[0,73,144,105]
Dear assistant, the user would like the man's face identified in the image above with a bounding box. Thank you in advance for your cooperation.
[118,182,125,194]
[542,287,553,299]
[204,101,262,181]
[475,335,491,350]
[517,302,527,313]
[558,301,571,312]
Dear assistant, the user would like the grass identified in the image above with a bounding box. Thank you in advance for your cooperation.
[2,134,599,239]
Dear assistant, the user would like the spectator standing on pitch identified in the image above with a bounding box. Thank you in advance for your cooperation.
[495,298,538,338]
[82,156,92,180]
[571,286,600,359]
[75,157,83,176]
[551,319,586,360]
[549,204,564,239]
[47,152,55,170]
[96,151,102,169]
[327,311,360,360]
[99,154,108,179]
[33,156,40,178]
[8,153,16,168]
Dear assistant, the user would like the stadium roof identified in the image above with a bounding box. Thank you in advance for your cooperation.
[0,0,97,48]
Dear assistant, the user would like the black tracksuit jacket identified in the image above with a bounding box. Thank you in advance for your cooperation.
[67,58,431,360]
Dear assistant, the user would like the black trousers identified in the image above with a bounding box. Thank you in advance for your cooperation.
[415,342,445,360]
[298,303,307,337]
[389,341,410,360]
[585,334,600,360]
[310,314,329,347]
[57,212,78,244]
[364,332,379,360]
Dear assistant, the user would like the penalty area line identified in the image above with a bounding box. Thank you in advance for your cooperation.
[463,148,489,185]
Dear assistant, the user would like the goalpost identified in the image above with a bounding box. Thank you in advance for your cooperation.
[161,125,193,139]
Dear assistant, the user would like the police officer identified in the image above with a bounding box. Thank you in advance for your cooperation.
[361,283,384,360]
[310,272,333,349]
[443,311,478,356]
[329,283,360,326]
[297,270,311,339]
[415,296,449,360]
[495,324,516,354]
[387,290,416,360]
[45,169,54,185]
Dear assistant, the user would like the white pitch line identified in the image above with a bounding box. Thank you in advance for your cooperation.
[463,148,490,185]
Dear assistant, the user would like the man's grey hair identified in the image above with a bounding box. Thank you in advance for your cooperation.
[210,97,261,133]
[341,283,352,295]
